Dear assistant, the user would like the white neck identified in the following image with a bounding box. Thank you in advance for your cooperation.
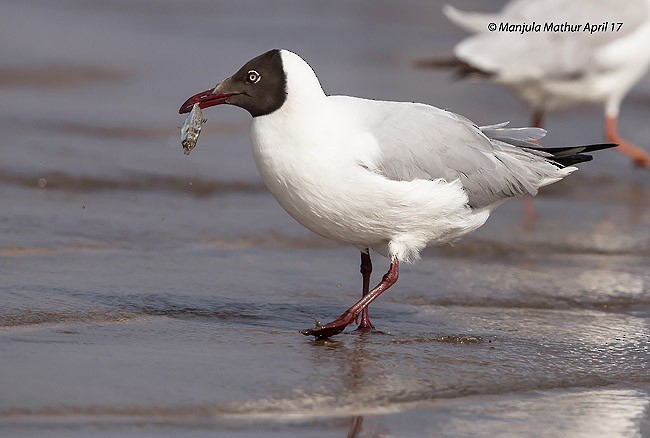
[279,50,326,113]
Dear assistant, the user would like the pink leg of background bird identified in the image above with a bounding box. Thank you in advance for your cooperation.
[605,115,650,168]
[521,110,544,230]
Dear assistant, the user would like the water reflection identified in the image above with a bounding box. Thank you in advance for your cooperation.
[308,334,391,437]
[345,388,649,438]
[347,415,363,438]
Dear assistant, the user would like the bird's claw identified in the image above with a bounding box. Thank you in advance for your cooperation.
[301,312,356,339]
[300,324,347,339]
[355,319,375,331]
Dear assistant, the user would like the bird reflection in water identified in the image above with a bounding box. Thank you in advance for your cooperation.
[308,333,390,438]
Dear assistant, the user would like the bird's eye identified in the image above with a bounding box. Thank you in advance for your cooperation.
[246,70,261,84]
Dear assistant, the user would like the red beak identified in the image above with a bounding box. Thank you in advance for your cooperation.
[179,88,234,114]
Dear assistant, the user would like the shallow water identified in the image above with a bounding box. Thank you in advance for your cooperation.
[2,0,650,437]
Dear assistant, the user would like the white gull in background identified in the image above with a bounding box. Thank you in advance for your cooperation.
[179,49,613,338]
[418,0,650,168]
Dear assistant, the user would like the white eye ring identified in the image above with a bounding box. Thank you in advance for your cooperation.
[246,70,261,84]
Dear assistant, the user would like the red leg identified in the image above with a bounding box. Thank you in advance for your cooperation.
[605,115,650,168]
[301,259,399,339]
[357,251,374,331]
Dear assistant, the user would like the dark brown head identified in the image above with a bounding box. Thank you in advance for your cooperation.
[179,49,287,118]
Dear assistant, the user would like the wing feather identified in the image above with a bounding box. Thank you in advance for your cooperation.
[331,96,571,209]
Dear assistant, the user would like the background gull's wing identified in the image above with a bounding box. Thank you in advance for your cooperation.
[445,0,650,81]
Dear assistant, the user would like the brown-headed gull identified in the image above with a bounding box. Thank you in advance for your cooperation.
[179,49,613,338]
[418,0,650,168]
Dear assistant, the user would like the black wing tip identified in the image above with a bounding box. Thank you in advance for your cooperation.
[580,143,618,152]
[553,154,593,167]
[413,56,492,79]
[525,142,618,155]
[536,143,616,167]
[413,56,459,69]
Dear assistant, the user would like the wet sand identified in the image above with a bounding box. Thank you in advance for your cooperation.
[1,0,649,437]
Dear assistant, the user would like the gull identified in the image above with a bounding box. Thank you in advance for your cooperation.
[417,0,650,168]
[179,49,613,339]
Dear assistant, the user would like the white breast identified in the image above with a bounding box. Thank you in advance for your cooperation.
[250,106,378,245]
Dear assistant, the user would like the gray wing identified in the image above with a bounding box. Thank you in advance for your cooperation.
[333,96,567,209]
[446,0,649,79]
